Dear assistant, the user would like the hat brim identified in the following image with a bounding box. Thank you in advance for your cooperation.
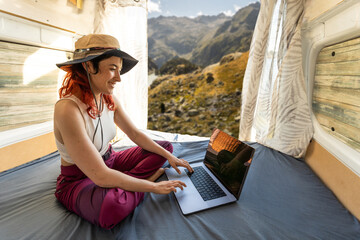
[56,49,138,75]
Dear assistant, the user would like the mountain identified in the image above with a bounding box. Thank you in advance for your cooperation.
[148,14,231,67]
[148,57,158,75]
[191,2,260,66]
[148,2,259,68]
[159,57,199,75]
[148,51,249,137]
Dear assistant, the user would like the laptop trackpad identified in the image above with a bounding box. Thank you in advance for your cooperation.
[165,162,236,215]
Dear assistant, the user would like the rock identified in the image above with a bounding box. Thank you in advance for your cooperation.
[193,69,202,75]
[178,97,185,104]
[150,76,170,89]
[184,117,191,122]
[188,109,199,117]
[189,82,196,88]
[220,53,234,65]
[160,103,165,113]
[206,73,214,83]
[199,114,206,120]
[205,97,216,106]
[219,52,243,65]
[207,120,215,126]
[175,109,183,117]
[197,74,204,80]
[186,129,198,135]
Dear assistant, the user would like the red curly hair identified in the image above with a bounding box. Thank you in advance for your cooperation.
[59,63,115,119]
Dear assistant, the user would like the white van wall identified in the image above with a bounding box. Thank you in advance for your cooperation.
[0,0,95,34]
[0,1,95,171]
[303,0,360,220]
[304,0,343,22]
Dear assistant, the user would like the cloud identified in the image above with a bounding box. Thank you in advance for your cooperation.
[222,10,234,17]
[188,11,203,19]
[223,3,250,17]
[148,0,161,13]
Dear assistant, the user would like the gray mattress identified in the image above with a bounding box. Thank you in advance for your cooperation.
[1,140,360,240]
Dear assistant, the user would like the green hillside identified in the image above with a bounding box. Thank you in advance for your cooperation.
[148,51,249,138]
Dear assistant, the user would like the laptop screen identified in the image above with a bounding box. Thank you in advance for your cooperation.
[204,129,255,199]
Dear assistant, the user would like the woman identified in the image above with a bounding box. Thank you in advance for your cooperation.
[54,34,192,229]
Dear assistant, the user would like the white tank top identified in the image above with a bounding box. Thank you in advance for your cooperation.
[55,95,116,164]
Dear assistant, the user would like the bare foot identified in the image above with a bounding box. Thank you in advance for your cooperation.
[147,168,165,182]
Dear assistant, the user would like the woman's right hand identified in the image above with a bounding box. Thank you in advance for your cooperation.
[152,180,187,194]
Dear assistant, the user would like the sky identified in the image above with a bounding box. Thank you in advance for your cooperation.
[148,0,260,19]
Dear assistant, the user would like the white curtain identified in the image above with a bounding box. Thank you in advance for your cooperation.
[239,0,313,158]
[93,0,148,140]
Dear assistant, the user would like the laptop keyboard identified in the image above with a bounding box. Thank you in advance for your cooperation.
[185,166,226,201]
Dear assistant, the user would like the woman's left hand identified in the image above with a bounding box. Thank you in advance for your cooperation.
[167,155,193,175]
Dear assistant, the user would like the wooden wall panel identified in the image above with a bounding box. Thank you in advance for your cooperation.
[313,37,360,152]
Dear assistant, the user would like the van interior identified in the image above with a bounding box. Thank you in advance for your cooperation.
[0,0,359,239]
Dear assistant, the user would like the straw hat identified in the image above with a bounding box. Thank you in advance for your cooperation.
[56,34,138,75]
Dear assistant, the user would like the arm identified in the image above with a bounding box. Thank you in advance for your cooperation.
[54,100,185,193]
[113,96,193,174]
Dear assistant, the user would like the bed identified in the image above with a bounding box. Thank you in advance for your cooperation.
[1,130,359,240]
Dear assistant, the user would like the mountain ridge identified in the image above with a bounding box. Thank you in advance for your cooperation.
[148,2,259,68]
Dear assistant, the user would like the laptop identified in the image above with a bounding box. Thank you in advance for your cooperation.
[165,128,255,215]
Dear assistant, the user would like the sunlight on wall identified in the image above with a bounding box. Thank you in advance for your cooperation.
[23,36,70,85]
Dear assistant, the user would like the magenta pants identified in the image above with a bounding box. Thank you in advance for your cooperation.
[55,141,172,229]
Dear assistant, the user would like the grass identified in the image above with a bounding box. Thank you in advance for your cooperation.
[148,51,249,137]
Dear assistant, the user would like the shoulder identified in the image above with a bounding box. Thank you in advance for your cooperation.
[55,98,84,124]
[55,98,79,114]
[112,95,121,107]
[54,99,87,140]
[112,95,124,113]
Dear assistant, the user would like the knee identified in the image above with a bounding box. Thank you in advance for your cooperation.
[99,191,144,229]
[156,140,173,153]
